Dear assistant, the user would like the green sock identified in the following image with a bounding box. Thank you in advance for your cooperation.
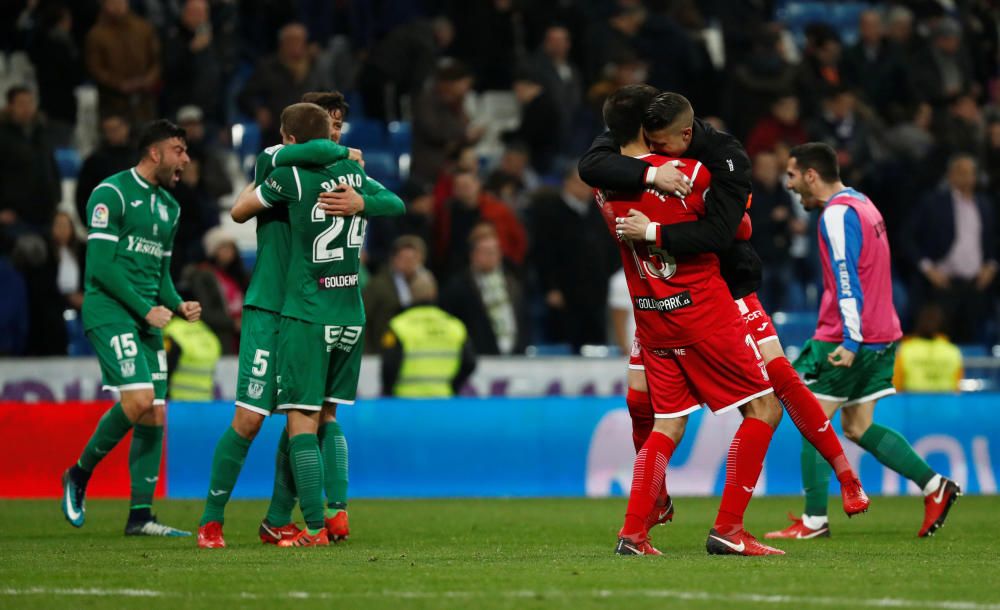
[320,421,349,517]
[199,427,253,526]
[128,424,164,510]
[78,403,133,472]
[802,439,831,517]
[264,429,298,526]
[288,433,325,531]
[858,423,935,488]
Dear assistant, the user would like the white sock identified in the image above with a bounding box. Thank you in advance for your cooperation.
[802,514,829,529]
[922,474,943,496]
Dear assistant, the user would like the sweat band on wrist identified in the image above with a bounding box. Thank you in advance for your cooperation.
[645,222,659,243]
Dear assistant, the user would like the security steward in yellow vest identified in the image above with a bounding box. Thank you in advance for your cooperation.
[892,304,963,392]
[164,317,223,400]
[380,271,476,397]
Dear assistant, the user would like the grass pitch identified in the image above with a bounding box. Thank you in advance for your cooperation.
[1,496,998,610]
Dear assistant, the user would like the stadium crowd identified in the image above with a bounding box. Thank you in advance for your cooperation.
[0,0,998,357]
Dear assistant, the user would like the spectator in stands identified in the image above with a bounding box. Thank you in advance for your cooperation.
[888,102,936,163]
[795,23,843,118]
[238,22,331,147]
[163,0,224,123]
[441,225,527,355]
[359,16,454,121]
[909,154,997,343]
[745,93,808,157]
[170,158,221,276]
[886,5,917,54]
[893,304,963,393]
[0,87,61,235]
[586,50,649,118]
[749,151,799,311]
[75,114,135,224]
[840,9,911,123]
[433,169,526,277]
[85,0,160,123]
[412,60,483,186]
[607,267,633,356]
[363,235,428,354]
[176,105,232,200]
[488,143,541,203]
[367,181,435,269]
[935,92,986,159]
[432,145,479,210]
[531,25,582,142]
[528,167,616,351]
[586,5,645,84]
[985,119,1000,199]
[382,270,477,397]
[452,0,524,91]
[909,17,976,107]
[51,211,85,312]
[503,68,562,174]
[28,2,83,146]
[807,87,875,186]
[727,24,798,139]
[11,233,66,355]
[0,250,28,355]
[182,227,246,354]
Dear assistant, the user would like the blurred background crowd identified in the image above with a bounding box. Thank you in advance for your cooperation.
[0,0,998,363]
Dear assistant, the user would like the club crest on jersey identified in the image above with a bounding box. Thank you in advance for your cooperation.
[120,359,136,377]
[91,204,109,228]
[247,381,265,400]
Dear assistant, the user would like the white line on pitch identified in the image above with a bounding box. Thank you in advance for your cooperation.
[2,587,999,609]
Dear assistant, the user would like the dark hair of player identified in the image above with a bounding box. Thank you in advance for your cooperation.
[280,102,331,143]
[642,92,694,133]
[788,142,840,182]
[301,91,350,118]
[6,85,32,105]
[137,119,186,155]
[602,84,658,147]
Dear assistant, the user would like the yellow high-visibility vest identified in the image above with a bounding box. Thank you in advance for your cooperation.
[893,335,963,392]
[388,305,467,398]
[164,319,222,401]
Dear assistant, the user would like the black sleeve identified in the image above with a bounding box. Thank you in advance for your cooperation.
[452,339,477,394]
[577,131,649,191]
[380,335,402,396]
[659,139,751,256]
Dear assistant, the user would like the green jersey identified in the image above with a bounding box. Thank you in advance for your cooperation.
[257,159,404,325]
[83,167,181,331]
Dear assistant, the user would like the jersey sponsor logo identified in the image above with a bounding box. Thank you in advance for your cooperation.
[633,291,693,313]
[120,359,136,378]
[91,204,109,228]
[318,274,360,289]
[650,347,686,358]
[266,177,283,192]
[152,372,167,381]
[247,380,265,400]
[325,325,362,352]
[726,159,735,172]
[125,235,165,258]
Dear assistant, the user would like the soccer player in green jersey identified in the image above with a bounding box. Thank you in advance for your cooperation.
[198,94,403,548]
[61,120,203,537]
[230,102,404,547]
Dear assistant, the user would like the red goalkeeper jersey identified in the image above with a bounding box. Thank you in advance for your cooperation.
[597,154,740,348]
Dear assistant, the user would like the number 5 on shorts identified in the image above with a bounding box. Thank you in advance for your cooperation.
[251,349,270,376]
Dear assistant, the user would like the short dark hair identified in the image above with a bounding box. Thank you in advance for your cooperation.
[280,102,330,142]
[642,92,694,133]
[789,142,840,182]
[6,85,32,105]
[301,91,349,118]
[602,84,658,146]
[137,119,186,154]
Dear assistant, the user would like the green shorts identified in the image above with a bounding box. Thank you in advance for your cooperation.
[235,307,281,416]
[87,323,167,404]
[794,339,897,407]
[276,317,364,411]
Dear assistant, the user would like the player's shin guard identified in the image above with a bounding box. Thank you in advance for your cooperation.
[319,421,349,515]
[858,424,935,489]
[78,402,133,472]
[621,431,676,539]
[626,389,654,453]
[765,357,852,480]
[288,433,325,531]
[715,417,773,536]
[801,441,831,517]
[128,424,163,516]
[265,429,297,526]
[200,427,253,526]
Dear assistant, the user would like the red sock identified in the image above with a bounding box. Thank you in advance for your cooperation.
[715,417,773,536]
[766,357,853,480]
[626,388,653,453]
[622,431,676,539]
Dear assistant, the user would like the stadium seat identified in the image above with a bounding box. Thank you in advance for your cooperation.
[342,118,386,149]
[232,121,261,177]
[387,121,412,155]
[55,148,81,179]
[362,150,400,192]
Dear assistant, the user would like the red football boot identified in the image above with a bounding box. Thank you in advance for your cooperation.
[706,528,785,556]
[278,527,330,547]
[919,477,961,537]
[259,520,302,545]
[645,494,675,531]
[325,510,349,542]
[197,521,225,549]
[764,513,830,539]
[841,477,871,517]
[615,535,663,556]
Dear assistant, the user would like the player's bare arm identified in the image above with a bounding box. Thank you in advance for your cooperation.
[231,183,267,223]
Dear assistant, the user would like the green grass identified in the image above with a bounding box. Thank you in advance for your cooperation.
[1,496,999,610]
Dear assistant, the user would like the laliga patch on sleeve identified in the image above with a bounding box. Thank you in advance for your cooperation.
[91,203,109,228]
